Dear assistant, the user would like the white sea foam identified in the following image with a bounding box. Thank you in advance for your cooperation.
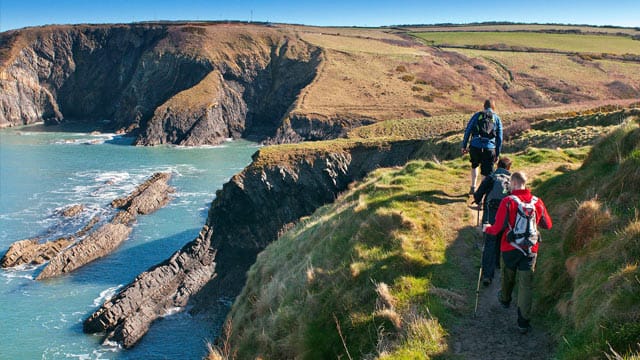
[161,306,185,317]
[92,285,122,307]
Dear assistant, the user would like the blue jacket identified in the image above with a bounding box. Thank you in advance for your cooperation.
[461,109,503,154]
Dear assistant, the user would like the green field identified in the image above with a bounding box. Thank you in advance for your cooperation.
[412,31,640,55]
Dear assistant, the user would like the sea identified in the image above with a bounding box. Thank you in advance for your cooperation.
[0,126,259,359]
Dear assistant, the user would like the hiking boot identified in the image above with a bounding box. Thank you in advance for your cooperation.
[482,277,492,286]
[518,324,532,334]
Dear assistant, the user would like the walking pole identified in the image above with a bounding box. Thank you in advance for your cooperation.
[474,245,484,317]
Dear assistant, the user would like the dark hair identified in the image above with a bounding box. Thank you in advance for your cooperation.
[484,99,493,110]
[497,156,512,170]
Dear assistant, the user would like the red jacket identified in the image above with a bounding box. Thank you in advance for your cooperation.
[484,189,552,253]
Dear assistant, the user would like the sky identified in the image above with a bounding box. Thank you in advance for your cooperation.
[1,0,639,32]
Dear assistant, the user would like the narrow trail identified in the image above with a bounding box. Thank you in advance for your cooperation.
[437,175,556,360]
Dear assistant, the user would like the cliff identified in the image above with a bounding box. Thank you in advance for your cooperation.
[83,139,431,347]
[0,23,321,145]
[3,23,640,145]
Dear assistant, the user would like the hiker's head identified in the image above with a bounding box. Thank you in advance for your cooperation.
[497,157,512,170]
[510,171,527,190]
[484,99,493,110]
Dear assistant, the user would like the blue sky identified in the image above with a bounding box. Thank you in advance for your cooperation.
[1,0,638,32]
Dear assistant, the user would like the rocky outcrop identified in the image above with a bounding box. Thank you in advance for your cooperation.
[1,237,75,268]
[36,223,132,279]
[35,172,173,280]
[84,139,428,347]
[0,24,323,145]
[83,225,216,348]
[0,214,100,268]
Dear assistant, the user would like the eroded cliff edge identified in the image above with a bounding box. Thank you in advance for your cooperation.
[0,23,322,145]
[83,139,431,347]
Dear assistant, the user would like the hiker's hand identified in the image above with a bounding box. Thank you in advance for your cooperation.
[482,224,490,231]
[461,148,468,155]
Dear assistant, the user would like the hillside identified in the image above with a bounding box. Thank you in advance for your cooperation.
[1,23,640,145]
[213,109,640,359]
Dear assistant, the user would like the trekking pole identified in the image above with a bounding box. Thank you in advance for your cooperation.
[473,231,485,316]
[474,251,483,317]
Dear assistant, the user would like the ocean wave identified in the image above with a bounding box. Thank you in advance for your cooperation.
[92,285,122,307]
[161,306,186,318]
[1,266,37,283]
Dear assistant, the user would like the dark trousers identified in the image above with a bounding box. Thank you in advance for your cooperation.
[500,250,538,325]
[481,233,501,280]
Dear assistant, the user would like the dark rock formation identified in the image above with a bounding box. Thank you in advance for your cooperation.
[35,172,174,280]
[0,24,324,145]
[83,226,216,348]
[0,213,100,268]
[36,223,132,280]
[84,139,428,347]
[111,172,173,215]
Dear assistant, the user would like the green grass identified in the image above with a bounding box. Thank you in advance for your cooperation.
[412,31,640,55]
[211,108,640,360]
[223,159,471,359]
[533,117,640,359]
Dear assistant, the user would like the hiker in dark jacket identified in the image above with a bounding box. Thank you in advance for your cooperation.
[461,99,503,194]
[473,156,512,286]
[484,171,552,334]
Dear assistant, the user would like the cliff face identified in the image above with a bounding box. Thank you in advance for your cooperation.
[83,139,428,347]
[0,24,321,145]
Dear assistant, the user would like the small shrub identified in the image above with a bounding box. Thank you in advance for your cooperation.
[401,74,415,82]
[414,78,428,85]
[414,95,434,102]
[564,200,612,253]
[411,86,424,92]
[395,65,407,73]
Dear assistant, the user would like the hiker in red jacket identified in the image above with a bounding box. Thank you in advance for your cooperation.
[484,171,552,334]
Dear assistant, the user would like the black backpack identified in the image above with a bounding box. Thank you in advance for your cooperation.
[474,111,496,139]
[486,172,510,209]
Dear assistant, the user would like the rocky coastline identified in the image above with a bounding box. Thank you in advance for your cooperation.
[0,24,325,145]
[83,139,429,348]
[0,172,174,279]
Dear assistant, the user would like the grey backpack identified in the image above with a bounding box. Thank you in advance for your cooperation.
[486,173,510,209]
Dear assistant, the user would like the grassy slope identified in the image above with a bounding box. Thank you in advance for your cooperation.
[412,31,640,55]
[534,116,640,359]
[214,109,640,359]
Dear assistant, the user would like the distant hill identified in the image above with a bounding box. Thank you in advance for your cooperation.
[1,22,639,145]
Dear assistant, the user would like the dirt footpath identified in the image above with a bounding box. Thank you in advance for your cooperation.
[439,191,556,360]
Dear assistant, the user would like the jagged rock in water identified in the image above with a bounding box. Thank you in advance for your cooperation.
[83,226,215,348]
[35,172,173,279]
[0,215,101,269]
[111,172,174,215]
[36,223,132,280]
[57,204,85,217]
[1,237,75,268]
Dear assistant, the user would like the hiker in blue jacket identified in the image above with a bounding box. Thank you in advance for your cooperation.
[461,99,503,195]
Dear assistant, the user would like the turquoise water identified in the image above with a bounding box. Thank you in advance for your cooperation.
[0,128,258,359]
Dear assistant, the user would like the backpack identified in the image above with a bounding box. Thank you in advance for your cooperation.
[473,111,496,139]
[506,195,539,253]
[486,172,510,209]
